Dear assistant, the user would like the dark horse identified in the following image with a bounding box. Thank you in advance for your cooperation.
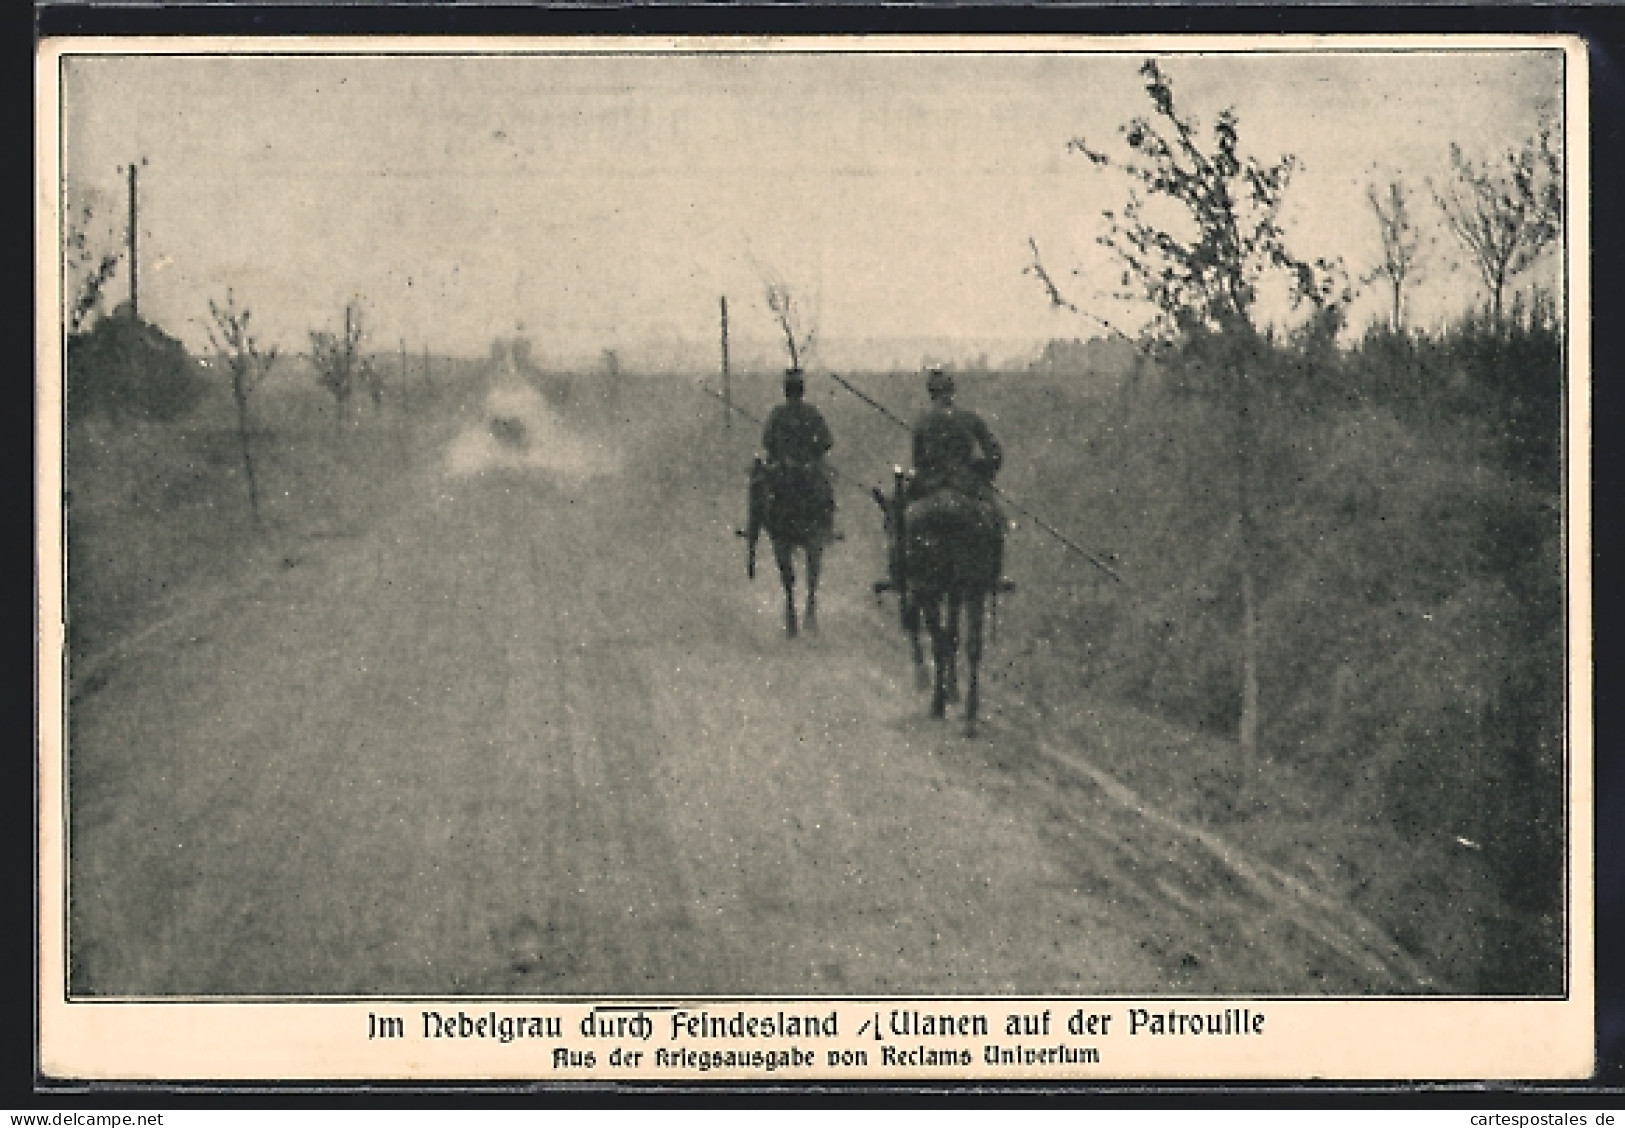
[744,455,833,637]
[874,467,1007,735]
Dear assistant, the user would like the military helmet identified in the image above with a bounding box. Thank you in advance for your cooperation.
[926,366,955,397]
[784,367,806,391]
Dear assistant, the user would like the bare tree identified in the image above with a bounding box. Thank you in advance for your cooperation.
[359,351,385,412]
[309,300,367,432]
[1067,59,1345,762]
[762,276,816,372]
[207,289,279,525]
[1432,128,1562,326]
[1366,178,1424,333]
[63,187,123,335]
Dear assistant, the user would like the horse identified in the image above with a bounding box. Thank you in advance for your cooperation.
[873,467,1007,736]
[744,455,834,638]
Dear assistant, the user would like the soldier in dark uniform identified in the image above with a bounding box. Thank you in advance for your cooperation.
[909,366,1002,506]
[872,365,1008,603]
[759,367,836,537]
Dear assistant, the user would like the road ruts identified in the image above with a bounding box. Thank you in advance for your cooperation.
[65,389,1427,999]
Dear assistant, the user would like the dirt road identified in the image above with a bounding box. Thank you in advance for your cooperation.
[64,376,1428,998]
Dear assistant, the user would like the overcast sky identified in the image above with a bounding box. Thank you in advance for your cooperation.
[55,43,1567,369]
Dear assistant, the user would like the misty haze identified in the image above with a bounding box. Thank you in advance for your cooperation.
[54,43,1570,999]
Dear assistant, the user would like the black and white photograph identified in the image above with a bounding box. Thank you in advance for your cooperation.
[38,36,1590,1080]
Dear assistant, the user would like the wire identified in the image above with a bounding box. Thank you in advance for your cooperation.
[695,383,877,497]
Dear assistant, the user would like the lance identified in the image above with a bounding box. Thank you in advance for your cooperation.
[698,383,762,426]
[696,383,868,495]
[823,370,1123,583]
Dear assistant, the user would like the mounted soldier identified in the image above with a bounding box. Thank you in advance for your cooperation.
[908,366,1002,514]
[745,367,836,636]
[759,367,836,539]
[869,364,1008,732]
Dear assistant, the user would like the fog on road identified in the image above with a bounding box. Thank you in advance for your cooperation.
[65,375,1423,998]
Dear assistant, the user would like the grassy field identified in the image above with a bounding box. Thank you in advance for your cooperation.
[63,354,479,667]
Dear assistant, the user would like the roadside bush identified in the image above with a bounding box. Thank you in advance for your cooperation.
[1348,306,1563,490]
[1022,312,1565,991]
[66,310,208,424]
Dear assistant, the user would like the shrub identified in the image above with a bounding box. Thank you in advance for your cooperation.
[1030,311,1564,989]
[66,309,207,424]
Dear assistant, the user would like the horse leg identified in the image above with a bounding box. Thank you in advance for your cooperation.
[964,591,986,737]
[774,538,798,637]
[745,466,766,580]
[903,596,929,690]
[804,541,821,633]
[921,596,949,719]
[943,592,962,704]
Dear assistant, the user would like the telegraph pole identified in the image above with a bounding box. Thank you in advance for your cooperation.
[125,159,145,319]
[394,338,411,461]
[343,303,353,430]
[719,295,731,431]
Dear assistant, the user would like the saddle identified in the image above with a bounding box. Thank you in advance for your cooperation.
[748,455,835,544]
[907,486,1004,542]
[900,473,1007,593]
[758,457,834,520]
[874,467,1012,604]
[907,461,1002,529]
